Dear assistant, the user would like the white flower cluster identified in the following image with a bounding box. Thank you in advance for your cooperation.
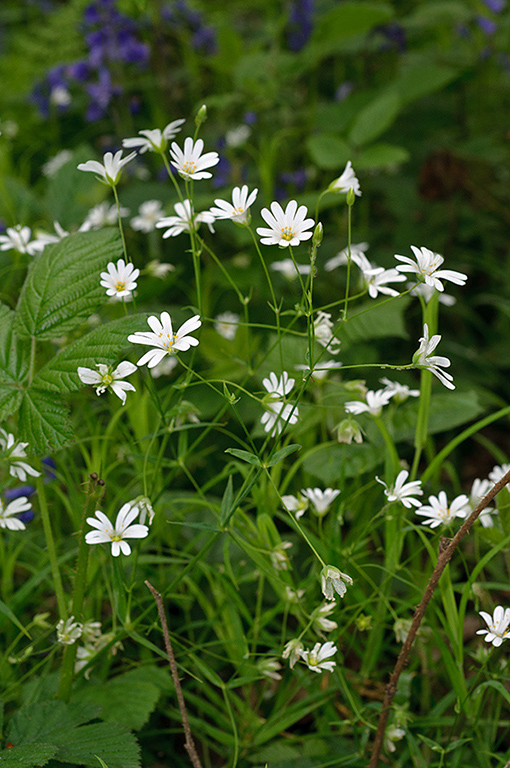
[282,487,340,519]
[260,372,299,436]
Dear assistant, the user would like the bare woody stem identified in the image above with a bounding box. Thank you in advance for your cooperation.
[145,580,203,768]
[368,467,510,768]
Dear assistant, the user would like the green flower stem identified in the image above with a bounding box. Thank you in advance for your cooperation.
[58,474,104,702]
[160,152,185,201]
[112,185,130,264]
[37,474,66,620]
[247,225,284,369]
[184,179,202,316]
[342,201,353,320]
[410,292,439,480]
[314,189,327,225]
[374,415,400,483]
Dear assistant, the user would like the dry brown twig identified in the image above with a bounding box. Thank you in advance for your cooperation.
[368,467,510,768]
[145,580,203,768]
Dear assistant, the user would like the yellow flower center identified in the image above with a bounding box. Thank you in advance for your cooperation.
[115,281,126,292]
[110,534,122,541]
[182,161,197,175]
[157,331,179,351]
[280,226,295,241]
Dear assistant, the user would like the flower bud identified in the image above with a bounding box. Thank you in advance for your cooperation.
[336,418,363,444]
[195,104,208,128]
[312,222,323,248]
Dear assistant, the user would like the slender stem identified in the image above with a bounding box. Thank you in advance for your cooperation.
[112,185,130,265]
[343,202,353,319]
[58,474,105,701]
[145,580,203,768]
[37,474,67,619]
[368,467,510,768]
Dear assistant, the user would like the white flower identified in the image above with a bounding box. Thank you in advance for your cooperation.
[77,150,136,186]
[336,419,363,444]
[468,478,496,527]
[363,266,406,298]
[282,639,304,669]
[131,200,165,232]
[150,356,179,378]
[155,199,215,237]
[258,657,282,681]
[146,259,175,278]
[385,726,406,753]
[345,389,393,417]
[299,641,337,673]
[257,200,314,248]
[0,226,39,255]
[321,565,353,601]
[100,258,140,299]
[313,311,340,354]
[128,312,201,368]
[262,371,295,399]
[42,149,72,177]
[31,222,70,252]
[394,245,467,292]
[301,487,340,516]
[56,616,83,645]
[488,463,510,487]
[295,360,343,382]
[376,470,423,508]
[170,137,219,180]
[125,496,155,525]
[328,160,361,196]
[379,378,420,402]
[270,258,311,280]
[409,281,456,306]
[122,119,186,154]
[415,491,470,528]
[281,493,309,520]
[79,202,129,231]
[214,311,239,340]
[477,606,510,647]
[0,429,41,482]
[394,618,412,644]
[209,185,258,225]
[413,323,455,390]
[0,497,32,531]
[270,541,293,570]
[312,603,338,633]
[284,586,305,603]
[324,242,370,272]
[50,85,71,107]
[85,503,149,556]
[225,125,251,147]
[260,373,299,435]
[78,361,137,405]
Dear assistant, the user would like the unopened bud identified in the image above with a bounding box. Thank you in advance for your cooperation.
[346,187,356,206]
[195,104,208,128]
[312,222,323,248]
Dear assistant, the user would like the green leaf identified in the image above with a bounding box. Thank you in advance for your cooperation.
[220,475,234,526]
[224,448,261,466]
[303,442,383,484]
[78,672,160,731]
[307,3,393,61]
[266,444,301,467]
[356,143,410,169]
[0,599,31,637]
[34,314,150,393]
[306,134,351,170]
[15,229,123,340]
[0,743,57,767]
[18,388,74,454]
[6,701,141,768]
[349,91,401,147]
[391,60,459,104]
[341,297,411,347]
[392,391,484,442]
[43,146,99,228]
[0,302,30,420]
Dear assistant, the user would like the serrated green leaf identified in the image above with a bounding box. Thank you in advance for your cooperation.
[306,134,351,170]
[349,91,401,147]
[224,448,261,466]
[34,314,150,393]
[0,302,30,420]
[79,673,160,731]
[266,444,301,467]
[15,229,123,340]
[7,701,101,745]
[18,388,74,454]
[0,743,57,767]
